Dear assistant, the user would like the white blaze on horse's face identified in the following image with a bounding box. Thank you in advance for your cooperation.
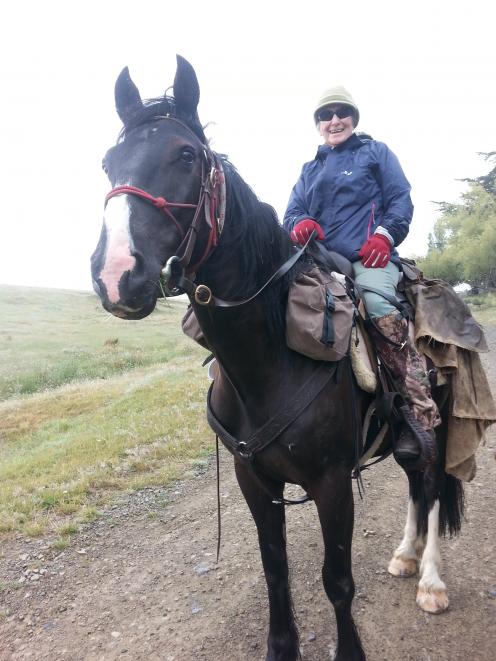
[100,193,136,305]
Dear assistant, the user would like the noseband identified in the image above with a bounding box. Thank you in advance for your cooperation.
[104,116,225,291]
[105,184,196,241]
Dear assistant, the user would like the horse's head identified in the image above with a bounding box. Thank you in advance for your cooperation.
[91,56,220,319]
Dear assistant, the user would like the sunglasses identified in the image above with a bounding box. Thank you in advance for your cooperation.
[316,106,352,122]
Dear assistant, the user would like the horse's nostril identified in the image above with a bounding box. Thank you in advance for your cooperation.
[132,250,145,269]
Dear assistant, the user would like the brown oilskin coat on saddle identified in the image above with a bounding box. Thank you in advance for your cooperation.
[399,261,496,481]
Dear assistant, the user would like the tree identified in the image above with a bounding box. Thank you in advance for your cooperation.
[465,151,496,198]
[416,154,496,289]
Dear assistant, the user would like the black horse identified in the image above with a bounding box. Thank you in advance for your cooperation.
[91,56,463,661]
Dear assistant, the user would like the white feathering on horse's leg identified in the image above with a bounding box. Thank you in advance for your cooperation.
[388,498,419,577]
[416,500,449,613]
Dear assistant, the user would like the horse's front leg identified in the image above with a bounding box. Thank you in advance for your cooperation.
[313,468,366,661]
[234,460,299,661]
[416,499,449,613]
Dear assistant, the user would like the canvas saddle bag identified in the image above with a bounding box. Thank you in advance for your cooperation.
[285,267,355,362]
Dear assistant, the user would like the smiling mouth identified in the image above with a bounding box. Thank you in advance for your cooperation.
[329,128,344,134]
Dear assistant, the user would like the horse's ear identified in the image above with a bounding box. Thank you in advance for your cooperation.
[115,67,143,126]
[173,55,200,118]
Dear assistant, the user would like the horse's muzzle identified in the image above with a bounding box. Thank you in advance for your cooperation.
[92,273,158,320]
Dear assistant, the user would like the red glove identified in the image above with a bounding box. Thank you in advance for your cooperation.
[290,219,324,245]
[358,233,392,268]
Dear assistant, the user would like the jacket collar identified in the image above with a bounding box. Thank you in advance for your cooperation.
[315,133,365,160]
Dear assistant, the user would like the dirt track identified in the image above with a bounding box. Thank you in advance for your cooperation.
[1,330,495,661]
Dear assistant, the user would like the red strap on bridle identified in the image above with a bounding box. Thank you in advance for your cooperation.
[104,185,196,240]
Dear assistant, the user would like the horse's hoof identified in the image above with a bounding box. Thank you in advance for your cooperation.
[388,555,417,577]
[416,586,449,613]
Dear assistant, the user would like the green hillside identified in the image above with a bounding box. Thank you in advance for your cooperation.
[0,285,211,541]
[0,285,204,400]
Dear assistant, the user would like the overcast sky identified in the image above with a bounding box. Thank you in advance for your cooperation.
[1,0,494,291]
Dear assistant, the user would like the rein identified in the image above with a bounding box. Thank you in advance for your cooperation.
[176,233,313,307]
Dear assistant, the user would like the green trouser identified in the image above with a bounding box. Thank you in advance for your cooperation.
[353,260,441,431]
[352,260,400,318]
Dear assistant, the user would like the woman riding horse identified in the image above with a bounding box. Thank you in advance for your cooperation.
[283,85,439,463]
[91,57,469,660]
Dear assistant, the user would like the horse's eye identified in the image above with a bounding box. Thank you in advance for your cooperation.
[180,149,195,164]
[102,159,109,175]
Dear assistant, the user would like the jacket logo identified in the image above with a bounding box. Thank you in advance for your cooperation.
[340,170,353,176]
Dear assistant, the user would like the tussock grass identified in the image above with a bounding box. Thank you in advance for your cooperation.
[57,523,79,536]
[0,285,213,537]
[51,537,71,551]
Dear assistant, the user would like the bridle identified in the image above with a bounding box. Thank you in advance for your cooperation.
[104,116,225,294]
[103,115,309,309]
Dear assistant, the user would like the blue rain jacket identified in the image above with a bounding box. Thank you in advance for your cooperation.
[283,134,413,264]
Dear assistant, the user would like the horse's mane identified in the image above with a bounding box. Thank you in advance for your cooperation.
[212,157,310,340]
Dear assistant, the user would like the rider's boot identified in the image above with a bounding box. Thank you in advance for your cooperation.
[369,312,441,463]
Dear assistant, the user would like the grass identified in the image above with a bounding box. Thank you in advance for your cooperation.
[465,292,496,325]
[0,285,198,400]
[0,285,212,538]
[57,523,79,536]
[51,537,71,551]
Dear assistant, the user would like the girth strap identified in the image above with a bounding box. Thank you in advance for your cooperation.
[207,361,338,460]
[207,361,338,505]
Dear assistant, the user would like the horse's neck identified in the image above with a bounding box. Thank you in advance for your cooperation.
[193,298,287,400]
[202,167,293,300]
[196,247,244,302]
[193,181,296,398]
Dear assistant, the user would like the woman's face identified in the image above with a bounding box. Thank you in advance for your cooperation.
[318,104,355,147]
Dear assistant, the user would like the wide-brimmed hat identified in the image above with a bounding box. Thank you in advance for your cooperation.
[314,85,360,127]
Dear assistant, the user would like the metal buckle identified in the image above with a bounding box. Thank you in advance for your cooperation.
[161,255,179,285]
[237,441,250,459]
[160,255,181,295]
[194,284,212,306]
[209,166,217,189]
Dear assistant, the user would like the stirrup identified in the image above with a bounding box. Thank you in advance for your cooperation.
[397,404,437,465]
[394,426,421,463]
